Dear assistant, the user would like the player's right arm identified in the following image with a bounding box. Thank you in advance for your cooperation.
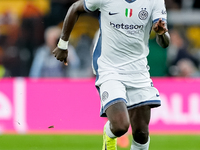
[53,0,86,65]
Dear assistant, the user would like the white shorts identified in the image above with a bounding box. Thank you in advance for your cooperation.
[97,80,161,117]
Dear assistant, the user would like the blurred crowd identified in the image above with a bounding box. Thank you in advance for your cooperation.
[0,0,200,78]
[166,0,200,9]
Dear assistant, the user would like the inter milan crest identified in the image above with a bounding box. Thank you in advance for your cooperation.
[138,8,148,20]
[102,91,109,101]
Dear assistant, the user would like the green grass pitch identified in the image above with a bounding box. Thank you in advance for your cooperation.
[0,134,199,150]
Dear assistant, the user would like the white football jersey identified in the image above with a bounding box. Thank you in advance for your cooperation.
[84,0,167,87]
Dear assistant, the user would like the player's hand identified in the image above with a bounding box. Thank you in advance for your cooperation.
[52,47,68,66]
[153,18,168,35]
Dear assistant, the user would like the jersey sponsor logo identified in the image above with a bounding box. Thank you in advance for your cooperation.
[125,8,132,18]
[110,22,143,30]
[109,12,119,15]
[138,8,148,20]
[127,30,142,35]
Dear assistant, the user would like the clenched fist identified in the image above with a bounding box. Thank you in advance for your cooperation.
[153,18,168,35]
[53,47,68,66]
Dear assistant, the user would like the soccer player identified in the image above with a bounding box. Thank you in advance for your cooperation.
[53,0,170,150]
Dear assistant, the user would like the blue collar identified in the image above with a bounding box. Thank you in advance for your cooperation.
[125,0,136,3]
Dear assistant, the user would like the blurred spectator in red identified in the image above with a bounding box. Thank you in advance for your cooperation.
[17,2,45,76]
[0,11,19,47]
[19,2,44,47]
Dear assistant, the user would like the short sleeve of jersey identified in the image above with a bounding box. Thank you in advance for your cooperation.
[84,0,101,12]
[152,0,167,24]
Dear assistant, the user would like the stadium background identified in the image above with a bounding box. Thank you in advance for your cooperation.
[0,0,200,149]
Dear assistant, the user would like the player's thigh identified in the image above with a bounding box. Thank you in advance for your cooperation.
[106,101,129,126]
[128,105,151,131]
[100,80,130,129]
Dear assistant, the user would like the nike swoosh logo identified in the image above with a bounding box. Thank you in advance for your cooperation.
[156,94,160,97]
[109,12,119,15]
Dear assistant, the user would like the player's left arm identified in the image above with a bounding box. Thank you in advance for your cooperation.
[153,18,170,48]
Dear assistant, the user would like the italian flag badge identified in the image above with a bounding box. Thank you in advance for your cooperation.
[125,8,132,18]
